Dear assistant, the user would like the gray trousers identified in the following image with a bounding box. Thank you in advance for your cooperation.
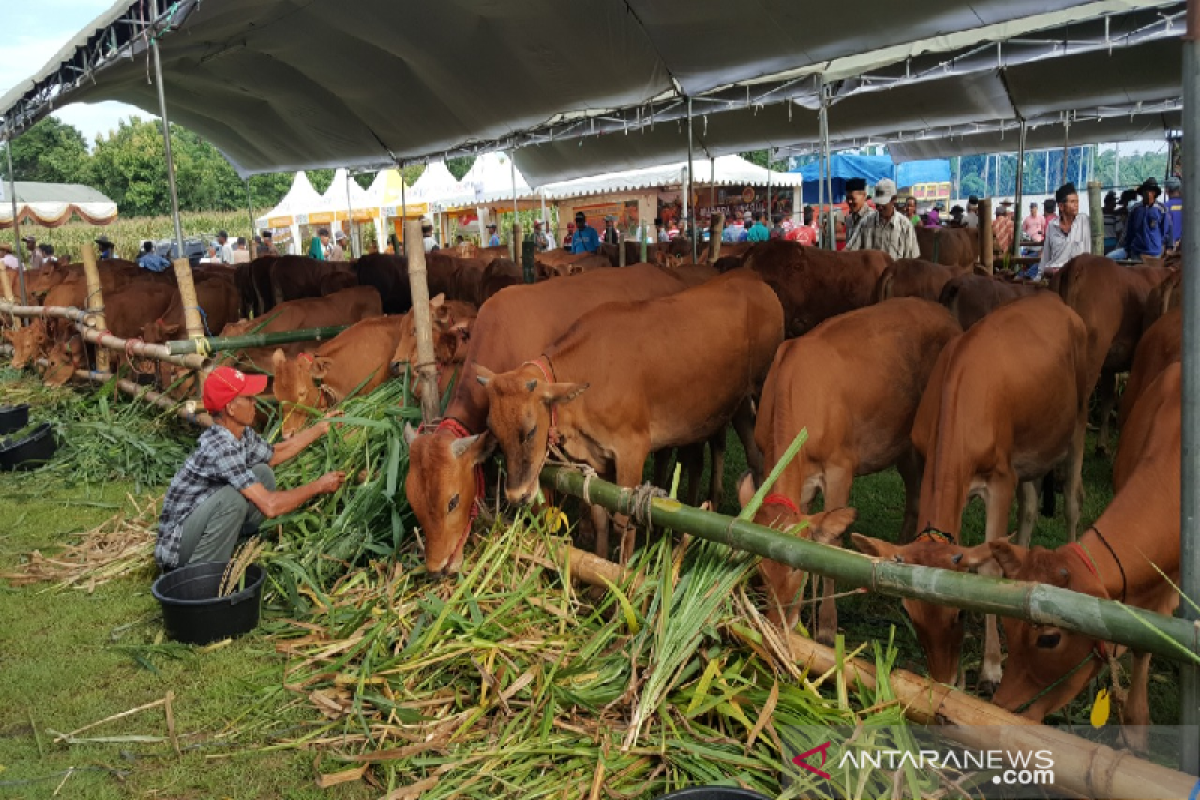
[175,463,275,566]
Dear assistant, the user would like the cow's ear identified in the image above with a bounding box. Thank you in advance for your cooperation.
[543,382,587,405]
[474,364,495,387]
[311,357,333,380]
[403,421,419,446]
[811,507,857,545]
[271,348,287,370]
[429,293,445,308]
[988,541,1027,578]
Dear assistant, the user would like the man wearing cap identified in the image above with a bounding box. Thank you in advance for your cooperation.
[259,230,279,257]
[562,222,576,250]
[853,178,919,259]
[486,223,501,247]
[570,212,600,254]
[95,235,117,260]
[1022,183,1089,280]
[533,219,551,253]
[22,235,42,270]
[1165,177,1183,250]
[963,196,980,229]
[1123,178,1172,261]
[993,201,1014,254]
[842,177,876,250]
[156,367,345,572]
[328,230,348,261]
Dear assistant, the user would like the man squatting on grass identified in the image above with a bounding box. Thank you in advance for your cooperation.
[155,367,346,572]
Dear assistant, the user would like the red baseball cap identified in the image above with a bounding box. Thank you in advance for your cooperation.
[202,366,268,413]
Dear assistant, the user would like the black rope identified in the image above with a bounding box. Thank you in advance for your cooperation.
[1091,524,1127,604]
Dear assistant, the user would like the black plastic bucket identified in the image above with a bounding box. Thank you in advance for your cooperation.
[151,562,265,645]
[0,422,57,470]
[0,404,29,434]
[653,790,771,800]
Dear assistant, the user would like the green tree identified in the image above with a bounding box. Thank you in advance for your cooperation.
[0,116,90,184]
[446,156,475,181]
[87,117,171,216]
[739,149,790,172]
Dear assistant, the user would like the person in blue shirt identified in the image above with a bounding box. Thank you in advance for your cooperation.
[95,234,116,260]
[137,240,172,272]
[570,211,600,254]
[1124,178,1173,261]
[1165,177,1183,250]
[486,224,501,247]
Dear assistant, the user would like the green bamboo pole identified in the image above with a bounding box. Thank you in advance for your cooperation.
[543,465,1200,665]
[165,325,349,355]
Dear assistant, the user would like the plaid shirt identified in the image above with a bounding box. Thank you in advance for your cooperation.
[156,426,274,568]
[855,210,920,259]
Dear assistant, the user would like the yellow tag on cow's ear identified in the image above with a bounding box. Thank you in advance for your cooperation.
[1091,688,1111,728]
[546,507,568,533]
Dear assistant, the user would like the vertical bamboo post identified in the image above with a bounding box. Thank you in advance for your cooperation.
[618,231,627,267]
[979,198,994,274]
[81,244,110,373]
[511,222,521,262]
[405,218,441,423]
[0,261,15,304]
[172,257,205,339]
[709,213,725,264]
[1088,181,1105,255]
[1012,122,1027,261]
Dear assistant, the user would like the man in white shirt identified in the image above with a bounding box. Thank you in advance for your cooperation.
[1022,183,1089,280]
[422,222,438,253]
[213,231,234,263]
[854,179,920,259]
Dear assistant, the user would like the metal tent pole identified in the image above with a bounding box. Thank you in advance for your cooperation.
[1012,122,1026,260]
[5,128,27,306]
[766,159,772,224]
[510,152,519,261]
[1179,0,1200,774]
[344,169,357,258]
[399,165,407,255]
[152,34,185,260]
[1115,142,1121,188]
[1061,118,1071,188]
[686,98,696,262]
[817,147,826,247]
[819,80,835,250]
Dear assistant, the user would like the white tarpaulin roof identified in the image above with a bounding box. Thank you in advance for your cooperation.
[0,181,117,229]
[0,0,1177,179]
[409,162,465,203]
[437,153,535,210]
[540,155,798,201]
[320,168,375,216]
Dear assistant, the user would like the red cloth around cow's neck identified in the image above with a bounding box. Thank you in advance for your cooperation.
[761,493,800,515]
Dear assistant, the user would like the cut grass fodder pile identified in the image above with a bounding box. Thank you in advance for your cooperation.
[242,511,932,800]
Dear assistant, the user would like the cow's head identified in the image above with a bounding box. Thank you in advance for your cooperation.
[272,348,330,438]
[389,295,476,378]
[475,363,586,504]
[4,319,48,368]
[43,333,84,386]
[737,473,856,629]
[142,317,182,346]
[404,422,494,574]
[986,541,1107,720]
[851,533,995,685]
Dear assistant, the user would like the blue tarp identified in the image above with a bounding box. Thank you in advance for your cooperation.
[791,155,950,203]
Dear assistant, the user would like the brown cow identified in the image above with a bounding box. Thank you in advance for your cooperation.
[1142,267,1181,334]
[743,299,960,641]
[403,264,688,574]
[353,254,410,315]
[697,241,752,265]
[247,255,278,314]
[217,286,382,372]
[479,258,522,303]
[874,259,968,303]
[741,240,891,338]
[981,361,1181,734]
[1054,255,1173,455]
[389,295,477,376]
[938,273,1043,330]
[271,315,410,438]
[142,279,241,344]
[42,332,85,387]
[1118,306,1180,434]
[916,225,978,268]
[270,256,353,305]
[853,293,1099,688]
[666,262,719,287]
[476,270,783,562]
[3,318,47,368]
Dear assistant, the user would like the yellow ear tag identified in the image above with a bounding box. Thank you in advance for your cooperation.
[1090,688,1111,728]
[546,507,568,533]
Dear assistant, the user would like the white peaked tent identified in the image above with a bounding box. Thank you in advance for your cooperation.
[319,169,377,256]
[409,161,464,204]
[256,171,326,255]
[438,152,535,211]
[540,155,796,199]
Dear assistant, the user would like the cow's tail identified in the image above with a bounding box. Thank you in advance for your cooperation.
[938,276,961,316]
[874,265,896,303]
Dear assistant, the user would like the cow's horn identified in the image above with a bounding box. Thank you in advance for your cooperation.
[403,422,419,446]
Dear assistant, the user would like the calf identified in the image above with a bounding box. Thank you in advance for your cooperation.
[1055,254,1172,455]
[744,298,960,641]
[389,295,478,378]
[4,318,47,369]
[476,270,783,562]
[853,293,1099,688]
[938,272,1043,330]
[874,259,967,303]
[916,225,978,268]
[982,361,1181,733]
[403,264,688,574]
[742,239,891,338]
[217,286,383,372]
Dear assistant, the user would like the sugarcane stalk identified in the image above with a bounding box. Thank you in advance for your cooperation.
[81,245,110,373]
[542,465,1200,664]
[561,545,1200,800]
[164,326,349,356]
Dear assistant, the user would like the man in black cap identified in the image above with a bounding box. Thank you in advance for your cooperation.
[843,177,875,250]
[95,235,116,260]
[963,196,980,229]
[259,229,278,257]
[1124,177,1173,261]
[570,211,600,254]
[1024,183,1088,280]
[21,235,41,270]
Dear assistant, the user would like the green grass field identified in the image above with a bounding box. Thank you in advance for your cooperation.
[0,368,1180,798]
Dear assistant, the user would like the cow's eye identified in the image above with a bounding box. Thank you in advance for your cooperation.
[522,426,537,444]
[1036,631,1061,649]
[447,494,460,513]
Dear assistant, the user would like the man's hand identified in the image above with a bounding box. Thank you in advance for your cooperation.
[316,409,344,437]
[316,471,346,494]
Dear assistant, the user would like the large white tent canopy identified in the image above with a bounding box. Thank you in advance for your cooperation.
[0,181,117,229]
[539,155,797,201]
[0,0,1178,181]
[437,153,534,211]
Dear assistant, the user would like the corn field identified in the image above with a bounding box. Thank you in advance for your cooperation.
[12,211,254,262]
